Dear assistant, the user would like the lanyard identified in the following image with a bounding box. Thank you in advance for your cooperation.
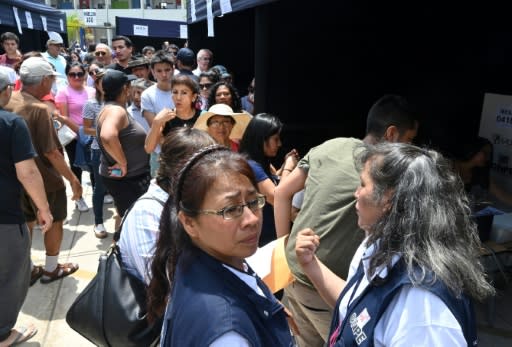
[329,261,366,347]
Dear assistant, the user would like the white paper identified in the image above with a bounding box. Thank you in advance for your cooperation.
[190,0,197,22]
[479,93,512,197]
[133,24,148,36]
[83,9,97,26]
[12,7,22,34]
[220,0,233,14]
[25,12,33,29]
[60,19,64,31]
[179,24,188,39]
[206,0,214,37]
[245,239,277,279]
[41,16,47,31]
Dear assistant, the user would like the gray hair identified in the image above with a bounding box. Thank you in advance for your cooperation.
[358,142,494,301]
[95,43,111,54]
[20,74,45,86]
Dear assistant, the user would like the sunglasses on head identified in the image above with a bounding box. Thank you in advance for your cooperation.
[95,51,107,56]
[68,72,84,78]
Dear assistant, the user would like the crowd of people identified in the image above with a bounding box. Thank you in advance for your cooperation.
[0,28,501,347]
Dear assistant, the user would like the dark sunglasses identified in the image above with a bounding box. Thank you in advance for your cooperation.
[199,83,212,90]
[95,51,107,56]
[68,72,85,78]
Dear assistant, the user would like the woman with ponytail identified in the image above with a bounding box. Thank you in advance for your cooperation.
[148,147,294,346]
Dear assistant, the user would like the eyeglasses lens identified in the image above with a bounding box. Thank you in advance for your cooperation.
[223,196,265,219]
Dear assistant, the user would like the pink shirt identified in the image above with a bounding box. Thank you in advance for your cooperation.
[55,86,95,126]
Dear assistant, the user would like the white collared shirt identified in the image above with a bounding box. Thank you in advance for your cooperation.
[338,238,466,346]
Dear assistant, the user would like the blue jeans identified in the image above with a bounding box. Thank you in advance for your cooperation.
[91,149,106,225]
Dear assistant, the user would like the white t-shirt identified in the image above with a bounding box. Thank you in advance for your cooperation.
[140,84,174,116]
[127,103,149,133]
[338,239,466,346]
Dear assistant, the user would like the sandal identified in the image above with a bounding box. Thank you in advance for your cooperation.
[30,265,44,286]
[40,263,79,284]
[0,323,38,346]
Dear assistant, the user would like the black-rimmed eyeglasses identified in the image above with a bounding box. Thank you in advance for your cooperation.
[199,83,212,90]
[181,194,266,220]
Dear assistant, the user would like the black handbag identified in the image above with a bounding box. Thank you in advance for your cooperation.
[66,197,164,347]
[65,244,161,347]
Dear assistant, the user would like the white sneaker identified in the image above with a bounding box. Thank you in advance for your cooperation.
[75,197,89,212]
[104,194,114,204]
[94,224,108,239]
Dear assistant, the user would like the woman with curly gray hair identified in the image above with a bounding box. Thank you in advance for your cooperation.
[296,142,494,346]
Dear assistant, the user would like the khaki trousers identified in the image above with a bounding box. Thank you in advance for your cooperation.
[284,281,333,347]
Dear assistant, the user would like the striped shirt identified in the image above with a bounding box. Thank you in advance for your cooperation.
[118,180,168,284]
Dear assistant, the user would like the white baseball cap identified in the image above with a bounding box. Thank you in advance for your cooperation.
[47,31,64,45]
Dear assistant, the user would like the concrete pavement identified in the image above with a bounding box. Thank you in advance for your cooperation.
[15,174,115,347]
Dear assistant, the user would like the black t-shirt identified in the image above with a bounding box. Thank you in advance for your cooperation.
[162,109,201,136]
[0,109,36,223]
[106,62,133,75]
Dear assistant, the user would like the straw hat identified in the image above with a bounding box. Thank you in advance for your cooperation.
[194,104,252,139]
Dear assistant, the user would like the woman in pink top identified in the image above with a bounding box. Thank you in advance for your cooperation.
[55,62,95,212]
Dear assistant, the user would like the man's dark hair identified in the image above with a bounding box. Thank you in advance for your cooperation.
[366,94,417,138]
[149,50,174,68]
[142,46,155,54]
[1,32,19,45]
[112,35,133,48]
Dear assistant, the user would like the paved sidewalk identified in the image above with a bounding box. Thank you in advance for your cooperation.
[15,175,116,347]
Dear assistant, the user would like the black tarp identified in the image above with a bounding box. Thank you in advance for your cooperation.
[187,0,277,23]
[0,0,67,33]
[116,16,187,39]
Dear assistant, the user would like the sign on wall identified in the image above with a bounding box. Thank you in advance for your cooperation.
[479,93,512,196]
[83,9,96,26]
[133,24,148,36]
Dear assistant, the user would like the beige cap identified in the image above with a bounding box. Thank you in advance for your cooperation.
[19,57,60,78]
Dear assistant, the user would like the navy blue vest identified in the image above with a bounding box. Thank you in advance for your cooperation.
[160,248,294,346]
[328,261,477,347]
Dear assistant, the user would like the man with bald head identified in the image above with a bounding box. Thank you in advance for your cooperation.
[94,43,112,66]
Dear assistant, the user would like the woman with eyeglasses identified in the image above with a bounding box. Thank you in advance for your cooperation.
[197,71,219,111]
[144,74,202,153]
[55,62,95,213]
[193,103,251,151]
[148,146,294,347]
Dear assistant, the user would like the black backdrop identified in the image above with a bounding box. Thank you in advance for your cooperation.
[0,25,68,55]
[187,0,512,161]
